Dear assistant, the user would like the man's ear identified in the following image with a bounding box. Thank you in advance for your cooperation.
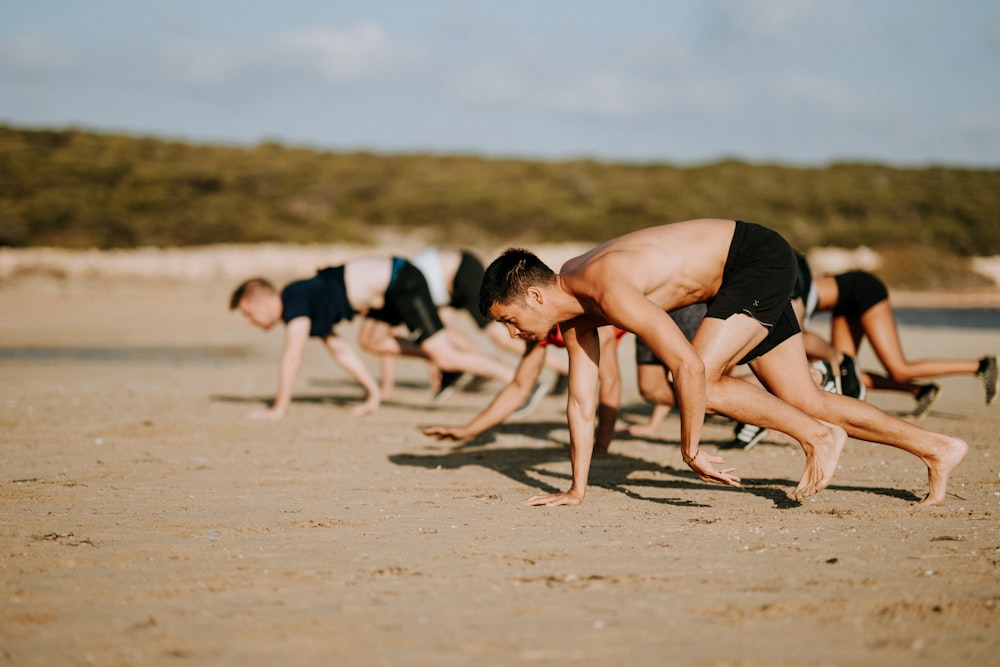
[525,286,543,305]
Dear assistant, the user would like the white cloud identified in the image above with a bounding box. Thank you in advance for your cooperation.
[163,21,418,88]
[455,65,657,119]
[163,40,243,86]
[0,34,76,74]
[271,22,409,83]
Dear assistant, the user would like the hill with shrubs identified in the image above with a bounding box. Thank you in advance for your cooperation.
[1,124,997,289]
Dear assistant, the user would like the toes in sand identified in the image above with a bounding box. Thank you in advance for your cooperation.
[917,436,969,506]
[791,423,848,501]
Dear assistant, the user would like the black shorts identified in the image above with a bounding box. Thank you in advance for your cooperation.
[706,221,800,365]
[832,271,888,318]
[791,251,812,301]
[368,259,445,344]
[635,303,707,366]
[450,251,491,329]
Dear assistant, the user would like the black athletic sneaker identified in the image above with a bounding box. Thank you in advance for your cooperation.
[811,359,841,394]
[732,422,768,450]
[912,383,941,420]
[977,355,998,406]
[434,371,464,401]
[839,355,866,401]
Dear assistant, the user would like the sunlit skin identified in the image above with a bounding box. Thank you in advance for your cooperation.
[235,288,381,420]
[423,325,621,458]
[238,297,282,331]
[485,219,967,507]
[231,256,515,422]
[813,274,986,396]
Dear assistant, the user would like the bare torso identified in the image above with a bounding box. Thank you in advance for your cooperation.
[343,256,394,313]
[561,218,737,322]
[813,275,839,311]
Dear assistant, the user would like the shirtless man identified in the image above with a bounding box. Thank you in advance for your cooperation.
[479,219,968,506]
[231,256,513,419]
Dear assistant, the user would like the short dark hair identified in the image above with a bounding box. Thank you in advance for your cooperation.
[479,248,555,318]
[229,277,275,310]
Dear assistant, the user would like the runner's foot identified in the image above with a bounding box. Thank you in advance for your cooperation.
[433,371,463,401]
[917,436,968,506]
[912,383,940,420]
[731,422,768,450]
[977,355,998,406]
[790,422,848,501]
[811,359,841,394]
[839,355,866,400]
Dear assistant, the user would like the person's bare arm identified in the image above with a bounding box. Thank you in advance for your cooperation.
[250,316,310,419]
[599,285,738,487]
[423,341,547,442]
[522,324,600,506]
[323,334,382,416]
[593,327,622,457]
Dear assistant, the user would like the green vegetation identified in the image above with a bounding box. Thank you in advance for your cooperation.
[2,124,998,263]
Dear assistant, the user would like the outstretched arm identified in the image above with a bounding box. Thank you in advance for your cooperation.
[601,288,738,487]
[250,316,310,419]
[523,324,601,506]
[324,334,382,415]
[423,341,547,442]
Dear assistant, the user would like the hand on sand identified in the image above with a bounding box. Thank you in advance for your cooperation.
[522,488,585,507]
[684,451,741,487]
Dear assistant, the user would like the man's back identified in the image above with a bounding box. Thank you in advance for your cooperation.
[561,218,736,315]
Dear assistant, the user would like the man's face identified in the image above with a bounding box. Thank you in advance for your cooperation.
[238,295,281,330]
[489,294,553,341]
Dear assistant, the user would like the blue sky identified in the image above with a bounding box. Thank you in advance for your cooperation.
[2,0,999,166]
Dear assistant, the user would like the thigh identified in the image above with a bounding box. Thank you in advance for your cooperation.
[692,314,770,380]
[829,314,863,357]
[858,301,907,368]
[748,333,821,406]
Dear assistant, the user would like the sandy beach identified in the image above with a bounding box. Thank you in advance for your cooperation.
[1,252,999,667]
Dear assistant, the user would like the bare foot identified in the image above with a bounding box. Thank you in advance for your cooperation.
[790,422,847,501]
[916,436,968,506]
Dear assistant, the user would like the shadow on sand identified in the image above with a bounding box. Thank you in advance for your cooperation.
[393,421,921,509]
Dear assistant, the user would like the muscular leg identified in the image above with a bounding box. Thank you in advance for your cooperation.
[419,330,514,382]
[693,315,848,500]
[861,302,980,380]
[836,303,980,382]
[358,318,428,358]
[752,332,968,505]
